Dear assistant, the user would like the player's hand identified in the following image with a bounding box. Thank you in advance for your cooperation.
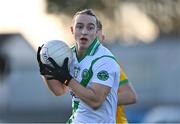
[44,57,73,86]
[37,45,51,75]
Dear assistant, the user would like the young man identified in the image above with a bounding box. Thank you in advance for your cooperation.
[97,20,137,123]
[37,9,120,123]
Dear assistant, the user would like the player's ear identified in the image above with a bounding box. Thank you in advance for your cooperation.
[70,26,74,34]
[102,34,105,41]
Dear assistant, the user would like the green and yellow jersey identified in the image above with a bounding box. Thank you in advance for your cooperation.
[116,65,129,124]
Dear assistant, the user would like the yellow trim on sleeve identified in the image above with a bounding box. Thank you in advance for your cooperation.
[116,63,129,123]
[119,64,129,86]
[116,106,128,124]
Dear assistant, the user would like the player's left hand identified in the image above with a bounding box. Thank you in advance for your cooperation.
[44,57,73,86]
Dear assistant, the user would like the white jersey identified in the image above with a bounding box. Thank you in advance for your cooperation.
[68,38,120,123]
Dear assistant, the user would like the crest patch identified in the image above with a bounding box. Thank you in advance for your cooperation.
[97,70,109,81]
[82,69,90,80]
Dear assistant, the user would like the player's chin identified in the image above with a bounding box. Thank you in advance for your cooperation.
[79,39,88,44]
[79,40,88,46]
[79,44,89,51]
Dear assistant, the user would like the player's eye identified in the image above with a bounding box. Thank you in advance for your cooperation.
[87,25,95,31]
[76,25,83,30]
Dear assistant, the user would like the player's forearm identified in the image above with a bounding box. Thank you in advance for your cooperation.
[68,79,106,109]
[117,82,137,105]
[42,76,68,96]
[118,91,137,105]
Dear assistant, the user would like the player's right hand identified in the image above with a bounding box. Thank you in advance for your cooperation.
[43,57,73,86]
[37,45,51,75]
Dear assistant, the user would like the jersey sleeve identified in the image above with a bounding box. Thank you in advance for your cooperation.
[91,57,120,87]
[119,64,129,86]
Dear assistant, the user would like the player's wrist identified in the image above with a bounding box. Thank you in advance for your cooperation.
[63,75,73,86]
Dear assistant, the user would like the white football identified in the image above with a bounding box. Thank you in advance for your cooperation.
[40,40,73,67]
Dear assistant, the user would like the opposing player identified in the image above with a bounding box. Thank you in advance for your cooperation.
[97,20,137,123]
[37,9,120,123]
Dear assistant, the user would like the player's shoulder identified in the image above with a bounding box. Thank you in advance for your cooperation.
[93,46,119,69]
[96,44,114,57]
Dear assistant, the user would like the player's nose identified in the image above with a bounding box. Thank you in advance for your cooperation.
[81,28,88,35]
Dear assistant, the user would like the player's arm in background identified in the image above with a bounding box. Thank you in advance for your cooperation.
[118,64,137,105]
[97,30,137,105]
[97,24,137,105]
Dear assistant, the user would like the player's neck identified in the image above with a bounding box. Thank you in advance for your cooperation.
[77,50,85,58]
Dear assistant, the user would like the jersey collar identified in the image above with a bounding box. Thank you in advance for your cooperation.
[71,37,101,62]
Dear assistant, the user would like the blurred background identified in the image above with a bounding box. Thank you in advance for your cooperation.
[0,0,180,123]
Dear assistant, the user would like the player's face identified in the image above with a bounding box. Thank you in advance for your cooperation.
[71,14,97,52]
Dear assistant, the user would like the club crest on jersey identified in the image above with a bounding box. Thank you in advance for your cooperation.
[82,69,90,80]
[74,66,80,78]
[97,70,109,81]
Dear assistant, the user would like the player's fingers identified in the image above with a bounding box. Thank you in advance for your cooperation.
[48,57,60,68]
[41,71,53,76]
[43,64,54,71]
[63,57,69,68]
[37,45,44,62]
[46,76,55,80]
[40,66,52,75]
[41,70,50,75]
[37,47,41,61]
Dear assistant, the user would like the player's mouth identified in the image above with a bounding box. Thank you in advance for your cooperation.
[80,37,88,43]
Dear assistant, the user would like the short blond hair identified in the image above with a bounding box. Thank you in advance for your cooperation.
[97,20,102,30]
[73,9,99,26]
